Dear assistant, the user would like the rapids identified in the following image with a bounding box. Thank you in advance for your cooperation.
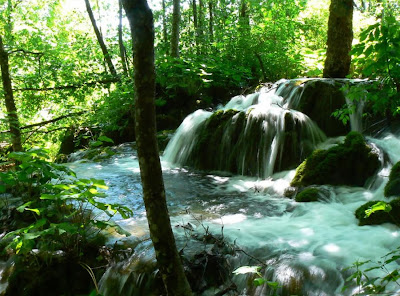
[66,79,400,295]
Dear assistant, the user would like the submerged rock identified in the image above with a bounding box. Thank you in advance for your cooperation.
[355,198,400,226]
[384,161,400,197]
[291,132,380,187]
[295,187,320,202]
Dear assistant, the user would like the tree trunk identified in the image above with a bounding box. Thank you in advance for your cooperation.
[118,0,129,76]
[0,35,22,152]
[209,0,214,43]
[122,1,193,295]
[84,0,118,77]
[162,0,168,47]
[170,0,181,57]
[323,0,353,78]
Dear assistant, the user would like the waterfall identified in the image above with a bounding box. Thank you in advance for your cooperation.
[164,79,326,178]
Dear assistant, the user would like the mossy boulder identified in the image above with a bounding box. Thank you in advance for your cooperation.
[295,80,350,137]
[355,198,400,226]
[295,187,320,202]
[291,131,380,187]
[384,161,400,197]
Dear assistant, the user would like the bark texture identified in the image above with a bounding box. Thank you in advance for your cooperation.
[323,0,353,78]
[170,0,181,57]
[0,35,22,152]
[85,0,117,77]
[122,1,193,295]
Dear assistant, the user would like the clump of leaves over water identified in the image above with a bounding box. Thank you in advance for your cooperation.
[343,246,400,295]
[344,202,400,294]
[0,149,132,257]
[333,8,400,125]
[232,265,280,295]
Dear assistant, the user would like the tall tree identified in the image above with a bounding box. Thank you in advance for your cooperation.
[84,0,118,76]
[122,0,193,295]
[0,35,22,152]
[118,0,129,76]
[170,0,181,57]
[323,0,353,78]
[209,0,214,43]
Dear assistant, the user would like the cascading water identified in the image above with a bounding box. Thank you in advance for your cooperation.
[164,79,327,178]
[20,79,399,296]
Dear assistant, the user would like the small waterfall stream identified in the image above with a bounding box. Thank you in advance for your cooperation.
[62,79,400,295]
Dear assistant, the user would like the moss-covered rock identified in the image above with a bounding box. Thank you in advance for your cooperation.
[295,187,320,202]
[384,161,400,197]
[295,80,350,137]
[291,131,380,187]
[355,198,400,226]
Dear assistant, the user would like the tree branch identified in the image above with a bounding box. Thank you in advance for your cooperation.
[0,111,86,134]
[9,49,44,56]
[13,77,120,92]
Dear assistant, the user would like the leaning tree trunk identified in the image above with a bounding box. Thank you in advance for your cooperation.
[0,35,22,152]
[170,0,181,57]
[323,0,353,78]
[84,0,117,77]
[122,1,193,295]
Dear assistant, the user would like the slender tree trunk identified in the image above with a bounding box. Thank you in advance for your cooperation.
[162,0,168,47]
[0,35,22,152]
[170,0,181,57]
[209,0,214,43]
[84,0,117,77]
[323,0,353,78]
[118,0,129,76]
[122,1,192,295]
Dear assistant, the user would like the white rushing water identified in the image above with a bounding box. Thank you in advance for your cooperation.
[66,129,400,295]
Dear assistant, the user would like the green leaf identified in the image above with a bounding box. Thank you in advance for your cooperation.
[365,201,392,218]
[98,135,114,143]
[233,266,262,276]
[253,277,266,286]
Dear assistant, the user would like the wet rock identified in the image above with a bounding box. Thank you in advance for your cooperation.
[384,161,400,197]
[295,79,350,137]
[291,131,380,187]
[355,198,400,226]
[295,187,320,202]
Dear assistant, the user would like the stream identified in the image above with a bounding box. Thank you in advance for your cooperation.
[53,79,400,295]
[65,130,400,296]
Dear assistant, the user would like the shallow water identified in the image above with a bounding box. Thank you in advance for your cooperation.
[67,132,400,295]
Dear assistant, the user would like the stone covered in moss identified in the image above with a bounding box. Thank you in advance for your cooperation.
[355,198,400,226]
[291,131,380,187]
[296,80,350,137]
[295,187,320,202]
[384,161,400,197]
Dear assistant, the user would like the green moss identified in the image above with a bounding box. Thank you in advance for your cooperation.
[291,132,380,187]
[295,188,320,202]
[355,198,400,226]
[384,161,400,197]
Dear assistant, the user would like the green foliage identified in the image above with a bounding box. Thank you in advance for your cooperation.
[349,9,400,117]
[343,246,400,295]
[0,149,132,257]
